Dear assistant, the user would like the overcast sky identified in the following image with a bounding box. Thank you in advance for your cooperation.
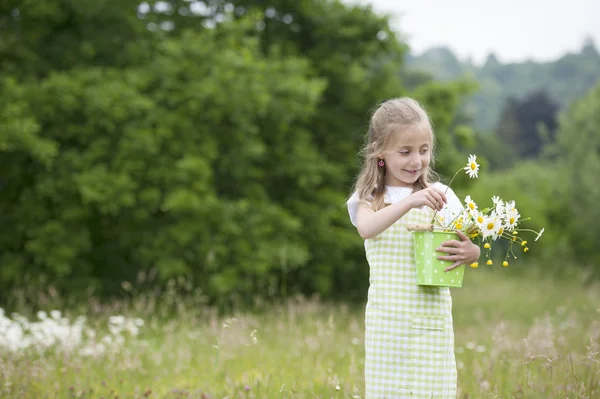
[350,0,600,64]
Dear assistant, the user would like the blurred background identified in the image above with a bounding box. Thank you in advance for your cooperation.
[1,1,600,397]
[2,0,599,307]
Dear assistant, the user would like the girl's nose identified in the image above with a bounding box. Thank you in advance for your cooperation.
[410,156,421,166]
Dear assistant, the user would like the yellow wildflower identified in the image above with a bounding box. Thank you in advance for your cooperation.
[484,243,491,249]
[521,240,528,246]
[524,247,529,252]
[470,262,479,268]
[487,260,493,265]
[502,261,508,267]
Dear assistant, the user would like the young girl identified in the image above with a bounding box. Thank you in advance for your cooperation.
[347,97,480,398]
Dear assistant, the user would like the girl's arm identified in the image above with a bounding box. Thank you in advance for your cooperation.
[355,187,447,239]
[355,198,413,239]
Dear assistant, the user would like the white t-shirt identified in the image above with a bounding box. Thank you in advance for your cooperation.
[347,182,463,228]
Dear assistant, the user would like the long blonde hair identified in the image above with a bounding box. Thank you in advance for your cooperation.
[352,97,438,211]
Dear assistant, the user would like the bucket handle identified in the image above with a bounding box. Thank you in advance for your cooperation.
[406,223,434,232]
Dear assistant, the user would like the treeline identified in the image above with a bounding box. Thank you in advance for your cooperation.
[406,39,600,133]
[0,0,474,306]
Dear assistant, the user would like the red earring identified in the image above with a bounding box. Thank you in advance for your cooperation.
[378,160,385,167]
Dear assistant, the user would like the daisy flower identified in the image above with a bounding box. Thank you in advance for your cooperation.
[505,210,520,231]
[492,196,505,212]
[481,212,502,239]
[464,195,478,214]
[463,154,480,179]
[472,209,485,228]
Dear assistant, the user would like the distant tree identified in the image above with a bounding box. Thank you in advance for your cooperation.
[405,43,600,132]
[496,91,559,159]
[552,83,600,278]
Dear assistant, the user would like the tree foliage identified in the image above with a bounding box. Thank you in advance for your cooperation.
[464,83,600,275]
[0,0,471,305]
[552,83,600,273]
[496,91,559,159]
[406,40,600,132]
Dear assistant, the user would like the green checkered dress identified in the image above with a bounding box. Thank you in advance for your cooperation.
[348,185,459,399]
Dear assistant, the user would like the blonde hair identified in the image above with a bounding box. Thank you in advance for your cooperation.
[352,97,438,211]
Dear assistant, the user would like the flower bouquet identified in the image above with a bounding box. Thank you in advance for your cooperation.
[410,155,545,287]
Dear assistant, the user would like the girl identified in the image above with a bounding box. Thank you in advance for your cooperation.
[347,97,480,398]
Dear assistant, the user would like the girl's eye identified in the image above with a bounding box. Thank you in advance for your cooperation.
[399,151,410,155]
[421,149,429,154]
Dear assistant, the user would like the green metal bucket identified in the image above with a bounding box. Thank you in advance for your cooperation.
[413,231,465,287]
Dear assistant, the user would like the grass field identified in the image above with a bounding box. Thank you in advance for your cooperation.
[1,268,599,398]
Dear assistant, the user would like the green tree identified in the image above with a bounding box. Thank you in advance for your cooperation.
[0,1,472,305]
[0,0,156,79]
[552,83,600,276]
[496,91,559,160]
[0,20,326,304]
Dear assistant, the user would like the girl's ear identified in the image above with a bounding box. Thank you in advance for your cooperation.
[371,142,380,154]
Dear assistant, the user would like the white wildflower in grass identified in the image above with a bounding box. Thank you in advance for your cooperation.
[0,309,144,357]
[464,154,480,178]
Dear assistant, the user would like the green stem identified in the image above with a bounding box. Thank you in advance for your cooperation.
[430,167,462,225]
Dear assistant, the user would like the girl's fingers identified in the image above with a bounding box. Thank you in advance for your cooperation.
[437,254,465,271]
[444,261,462,272]
[431,191,445,207]
[432,188,448,203]
[440,240,461,248]
[425,199,436,210]
[455,229,469,241]
[437,254,465,261]
[426,196,442,211]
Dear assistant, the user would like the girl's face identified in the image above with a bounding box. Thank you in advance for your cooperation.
[379,127,432,187]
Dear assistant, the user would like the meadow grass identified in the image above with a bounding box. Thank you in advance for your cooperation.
[1,267,599,399]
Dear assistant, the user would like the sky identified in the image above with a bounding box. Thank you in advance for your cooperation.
[351,0,600,65]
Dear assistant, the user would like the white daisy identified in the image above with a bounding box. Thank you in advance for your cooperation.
[504,201,520,231]
[481,212,502,240]
[464,195,478,214]
[472,209,485,229]
[463,154,480,179]
[504,200,517,213]
[492,195,504,208]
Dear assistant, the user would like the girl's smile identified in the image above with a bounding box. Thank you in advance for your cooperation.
[380,128,432,187]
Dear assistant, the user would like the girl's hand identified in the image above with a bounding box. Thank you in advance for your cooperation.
[436,230,481,271]
[408,187,447,211]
